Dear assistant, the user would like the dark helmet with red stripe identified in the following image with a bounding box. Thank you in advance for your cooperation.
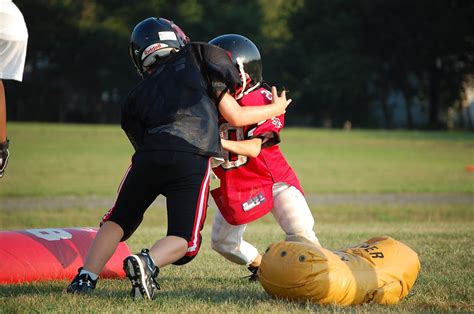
[129,17,190,77]
[209,34,262,95]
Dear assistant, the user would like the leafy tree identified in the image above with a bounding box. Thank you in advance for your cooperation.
[286,0,474,129]
[6,0,474,129]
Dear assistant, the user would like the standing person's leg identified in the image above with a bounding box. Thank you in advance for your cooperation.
[0,80,8,178]
[0,5,28,176]
[0,80,6,143]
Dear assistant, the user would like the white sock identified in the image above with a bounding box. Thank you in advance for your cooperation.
[80,269,99,281]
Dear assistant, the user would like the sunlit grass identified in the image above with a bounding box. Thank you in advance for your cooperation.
[1,123,473,196]
[1,204,472,312]
[1,123,473,312]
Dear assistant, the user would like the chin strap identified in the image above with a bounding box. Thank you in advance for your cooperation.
[234,57,260,100]
[235,57,246,100]
[244,82,260,95]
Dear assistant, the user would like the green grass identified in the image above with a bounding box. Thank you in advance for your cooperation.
[1,204,473,312]
[0,123,133,196]
[283,128,474,193]
[1,123,473,196]
[0,123,473,312]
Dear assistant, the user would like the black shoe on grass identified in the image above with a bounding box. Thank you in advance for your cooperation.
[123,249,160,300]
[66,268,97,295]
[247,265,259,282]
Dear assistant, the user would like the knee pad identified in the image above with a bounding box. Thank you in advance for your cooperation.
[258,237,420,305]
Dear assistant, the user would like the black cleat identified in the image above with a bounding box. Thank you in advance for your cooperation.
[123,249,160,300]
[247,265,259,282]
[66,268,97,295]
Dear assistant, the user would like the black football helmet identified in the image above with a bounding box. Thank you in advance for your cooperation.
[208,34,262,95]
[129,17,190,77]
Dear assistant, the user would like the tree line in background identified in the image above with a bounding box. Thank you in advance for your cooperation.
[6,0,474,129]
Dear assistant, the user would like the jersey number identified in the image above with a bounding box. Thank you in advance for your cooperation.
[220,122,248,169]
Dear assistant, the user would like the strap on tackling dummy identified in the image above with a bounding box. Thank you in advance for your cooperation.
[258,236,420,305]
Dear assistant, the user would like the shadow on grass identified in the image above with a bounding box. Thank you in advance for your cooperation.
[0,277,427,312]
[0,277,319,311]
[0,280,127,299]
[155,276,336,311]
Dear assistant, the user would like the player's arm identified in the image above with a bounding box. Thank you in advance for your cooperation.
[203,44,291,126]
[218,86,291,127]
[221,137,262,158]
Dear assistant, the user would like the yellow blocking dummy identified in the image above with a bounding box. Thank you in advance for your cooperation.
[258,236,420,305]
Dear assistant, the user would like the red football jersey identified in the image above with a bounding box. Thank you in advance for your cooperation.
[211,87,303,225]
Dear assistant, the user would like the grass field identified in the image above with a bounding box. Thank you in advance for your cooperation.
[0,123,473,196]
[1,122,473,312]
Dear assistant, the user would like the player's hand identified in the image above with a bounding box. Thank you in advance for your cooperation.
[271,86,292,115]
[0,139,10,178]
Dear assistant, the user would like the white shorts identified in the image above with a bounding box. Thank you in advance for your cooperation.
[0,0,28,81]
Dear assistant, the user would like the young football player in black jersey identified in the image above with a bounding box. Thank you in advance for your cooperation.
[66,17,291,300]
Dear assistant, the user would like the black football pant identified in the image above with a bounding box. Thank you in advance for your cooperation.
[102,150,211,265]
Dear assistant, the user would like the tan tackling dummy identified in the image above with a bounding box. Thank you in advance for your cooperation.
[258,236,420,305]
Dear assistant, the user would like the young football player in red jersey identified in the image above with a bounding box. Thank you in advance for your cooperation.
[66,19,291,299]
[208,34,321,280]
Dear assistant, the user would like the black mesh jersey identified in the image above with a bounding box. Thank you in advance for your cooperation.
[121,42,241,157]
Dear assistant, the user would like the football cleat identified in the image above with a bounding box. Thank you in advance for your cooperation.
[66,268,97,295]
[246,265,259,282]
[123,249,160,300]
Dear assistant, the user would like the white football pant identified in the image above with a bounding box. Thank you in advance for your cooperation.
[211,183,320,266]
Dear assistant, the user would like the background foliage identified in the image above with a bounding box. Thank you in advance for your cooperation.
[5,0,474,129]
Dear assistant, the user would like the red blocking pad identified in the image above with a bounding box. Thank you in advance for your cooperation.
[0,227,131,284]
